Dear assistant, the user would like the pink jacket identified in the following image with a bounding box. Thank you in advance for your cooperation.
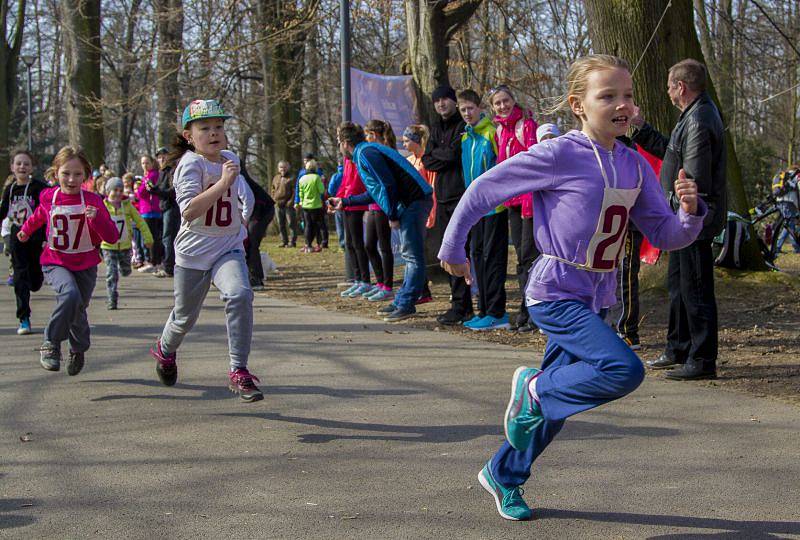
[495,106,538,217]
[136,169,161,216]
[338,158,369,212]
[21,188,119,271]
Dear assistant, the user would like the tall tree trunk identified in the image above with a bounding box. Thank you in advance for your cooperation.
[585,0,766,270]
[62,0,104,166]
[0,0,27,173]
[403,0,482,124]
[154,0,183,148]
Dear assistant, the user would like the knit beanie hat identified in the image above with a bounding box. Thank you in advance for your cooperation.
[431,85,456,103]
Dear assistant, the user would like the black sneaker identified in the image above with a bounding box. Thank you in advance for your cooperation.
[66,351,85,376]
[150,339,177,386]
[436,309,473,326]
[384,307,415,322]
[377,303,397,315]
[107,299,118,310]
[39,341,61,371]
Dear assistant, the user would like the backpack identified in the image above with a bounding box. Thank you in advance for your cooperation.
[714,211,750,269]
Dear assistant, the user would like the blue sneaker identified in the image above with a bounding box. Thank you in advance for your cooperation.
[504,366,543,451]
[470,313,511,331]
[361,284,381,298]
[340,283,360,297]
[478,462,532,521]
[463,315,485,329]
[347,282,372,298]
[17,318,32,335]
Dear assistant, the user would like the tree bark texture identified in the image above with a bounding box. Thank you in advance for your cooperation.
[62,0,105,166]
[0,0,27,173]
[154,0,183,149]
[585,0,766,270]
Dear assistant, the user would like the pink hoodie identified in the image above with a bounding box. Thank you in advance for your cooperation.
[21,187,119,271]
[495,105,538,217]
[338,158,369,212]
[136,169,161,216]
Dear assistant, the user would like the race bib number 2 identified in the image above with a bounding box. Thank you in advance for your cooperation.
[590,204,628,270]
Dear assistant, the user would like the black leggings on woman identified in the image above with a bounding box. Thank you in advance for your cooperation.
[365,209,393,288]
[344,210,370,283]
[303,208,325,248]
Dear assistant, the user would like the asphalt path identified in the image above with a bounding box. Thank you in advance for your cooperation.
[1,271,799,539]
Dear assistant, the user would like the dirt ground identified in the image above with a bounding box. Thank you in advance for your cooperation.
[260,233,800,407]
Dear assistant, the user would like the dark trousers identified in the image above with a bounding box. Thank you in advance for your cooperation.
[438,200,472,316]
[665,240,718,366]
[365,209,394,288]
[470,211,508,318]
[143,216,164,266]
[509,206,539,324]
[247,216,271,285]
[316,211,329,248]
[10,233,44,320]
[277,205,299,246]
[303,208,325,247]
[345,210,370,283]
[616,228,643,339]
[162,207,180,275]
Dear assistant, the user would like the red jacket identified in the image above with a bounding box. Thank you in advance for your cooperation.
[338,158,369,212]
[494,105,538,217]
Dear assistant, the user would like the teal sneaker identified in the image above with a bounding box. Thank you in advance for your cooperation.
[347,282,372,298]
[470,313,511,331]
[478,462,532,521]
[340,283,360,297]
[463,315,485,329]
[368,288,394,302]
[361,284,380,298]
[504,366,543,451]
[17,318,32,335]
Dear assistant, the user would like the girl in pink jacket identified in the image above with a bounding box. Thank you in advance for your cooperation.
[18,146,119,375]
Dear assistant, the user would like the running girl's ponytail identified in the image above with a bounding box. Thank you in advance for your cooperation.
[165,133,194,168]
[366,119,397,149]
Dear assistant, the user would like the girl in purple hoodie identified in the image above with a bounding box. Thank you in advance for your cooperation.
[439,55,706,521]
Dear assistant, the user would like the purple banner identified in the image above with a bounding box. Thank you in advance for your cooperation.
[350,68,420,149]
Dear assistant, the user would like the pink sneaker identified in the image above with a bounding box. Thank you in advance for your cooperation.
[228,368,264,402]
[150,339,177,386]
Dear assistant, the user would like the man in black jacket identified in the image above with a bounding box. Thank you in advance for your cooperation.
[632,59,727,380]
[150,147,178,278]
[422,85,473,325]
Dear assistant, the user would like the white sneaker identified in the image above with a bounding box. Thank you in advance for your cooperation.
[137,263,155,273]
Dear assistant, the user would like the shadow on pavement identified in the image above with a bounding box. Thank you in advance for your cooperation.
[84,379,422,401]
[536,508,800,539]
[0,497,38,530]
[218,412,679,444]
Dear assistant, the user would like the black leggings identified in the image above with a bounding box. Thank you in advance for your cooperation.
[365,209,393,288]
[344,210,370,283]
[303,208,325,247]
[10,233,44,320]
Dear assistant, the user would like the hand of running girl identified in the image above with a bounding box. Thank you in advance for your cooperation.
[221,160,240,187]
[674,168,698,215]
[16,230,29,242]
[440,260,472,285]
[85,205,97,220]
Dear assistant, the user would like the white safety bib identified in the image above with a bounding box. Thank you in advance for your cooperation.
[184,152,242,237]
[544,134,642,273]
[111,212,130,244]
[48,188,94,254]
[8,183,34,227]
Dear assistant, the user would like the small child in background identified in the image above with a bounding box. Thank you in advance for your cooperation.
[17,146,118,375]
[297,158,326,253]
[101,177,153,309]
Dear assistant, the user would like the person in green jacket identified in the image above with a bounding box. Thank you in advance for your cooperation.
[102,177,153,309]
[297,159,326,253]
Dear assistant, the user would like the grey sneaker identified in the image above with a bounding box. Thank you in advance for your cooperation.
[66,351,85,376]
[39,341,61,371]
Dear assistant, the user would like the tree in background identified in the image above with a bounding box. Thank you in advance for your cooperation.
[0,0,26,175]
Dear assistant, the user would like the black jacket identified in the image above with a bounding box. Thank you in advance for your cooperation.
[150,165,177,213]
[1,178,48,243]
[422,113,465,205]
[632,92,727,240]
[241,166,274,223]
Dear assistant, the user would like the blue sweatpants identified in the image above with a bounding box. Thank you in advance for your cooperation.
[490,299,645,488]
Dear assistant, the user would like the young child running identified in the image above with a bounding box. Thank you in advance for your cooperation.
[1,150,49,334]
[101,177,153,309]
[149,99,261,402]
[17,146,119,374]
[438,55,706,520]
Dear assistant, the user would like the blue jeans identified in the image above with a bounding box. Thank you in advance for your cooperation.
[490,299,645,488]
[335,210,346,249]
[394,196,433,311]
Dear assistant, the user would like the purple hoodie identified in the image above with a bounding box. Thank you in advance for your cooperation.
[438,130,707,312]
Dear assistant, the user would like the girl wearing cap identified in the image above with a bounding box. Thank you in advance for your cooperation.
[1,149,49,335]
[489,85,540,332]
[149,99,262,402]
[101,177,152,310]
[17,146,119,375]
[136,155,162,273]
